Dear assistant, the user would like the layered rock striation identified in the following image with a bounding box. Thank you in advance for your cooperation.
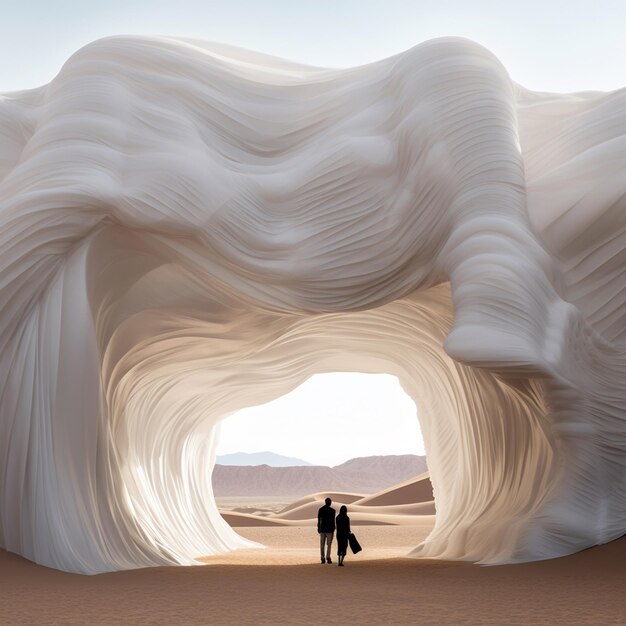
[0,36,624,573]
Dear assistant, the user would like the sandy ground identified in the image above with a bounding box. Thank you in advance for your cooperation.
[216,496,295,516]
[1,525,624,625]
[200,523,435,565]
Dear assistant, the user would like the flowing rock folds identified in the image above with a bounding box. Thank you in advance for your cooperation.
[0,35,624,573]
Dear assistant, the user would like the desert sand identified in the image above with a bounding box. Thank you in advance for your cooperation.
[218,472,436,529]
[0,528,624,625]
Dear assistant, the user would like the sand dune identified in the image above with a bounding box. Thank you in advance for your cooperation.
[221,474,435,527]
[220,512,288,527]
[274,492,365,515]
[355,472,433,506]
[273,500,435,521]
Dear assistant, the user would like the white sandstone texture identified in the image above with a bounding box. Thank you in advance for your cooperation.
[0,36,624,573]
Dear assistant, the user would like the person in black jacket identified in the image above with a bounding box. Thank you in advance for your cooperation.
[335,505,350,566]
[317,497,336,564]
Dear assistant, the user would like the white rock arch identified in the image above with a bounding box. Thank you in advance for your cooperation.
[0,35,624,573]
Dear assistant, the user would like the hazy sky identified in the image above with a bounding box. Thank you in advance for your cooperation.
[2,2,623,463]
[217,373,423,466]
[2,1,626,93]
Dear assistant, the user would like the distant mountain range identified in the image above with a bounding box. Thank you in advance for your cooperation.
[216,451,313,467]
[212,454,428,496]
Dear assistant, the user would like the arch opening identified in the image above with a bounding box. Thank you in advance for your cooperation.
[215,372,425,468]
[212,371,431,531]
[98,276,557,571]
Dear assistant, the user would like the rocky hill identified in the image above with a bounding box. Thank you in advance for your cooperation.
[212,454,427,496]
[216,451,312,466]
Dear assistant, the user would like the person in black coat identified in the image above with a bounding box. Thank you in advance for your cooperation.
[335,505,350,566]
[317,497,336,564]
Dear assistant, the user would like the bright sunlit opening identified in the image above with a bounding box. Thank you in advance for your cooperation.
[216,372,424,467]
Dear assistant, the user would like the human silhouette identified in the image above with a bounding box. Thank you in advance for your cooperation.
[336,505,351,566]
[317,497,336,563]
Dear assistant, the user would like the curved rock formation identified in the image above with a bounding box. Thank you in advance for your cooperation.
[0,35,624,573]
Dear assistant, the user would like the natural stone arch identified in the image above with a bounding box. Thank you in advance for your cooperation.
[100,265,555,570]
[0,35,624,573]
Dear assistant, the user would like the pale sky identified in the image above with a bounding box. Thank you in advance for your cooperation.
[2,2,623,463]
[216,373,423,467]
[1,1,626,93]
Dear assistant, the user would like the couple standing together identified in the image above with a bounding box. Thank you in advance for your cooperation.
[317,498,350,566]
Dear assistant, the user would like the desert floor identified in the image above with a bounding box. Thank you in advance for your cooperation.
[1,524,624,625]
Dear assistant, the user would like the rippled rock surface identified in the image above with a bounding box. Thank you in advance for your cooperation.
[0,36,624,573]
